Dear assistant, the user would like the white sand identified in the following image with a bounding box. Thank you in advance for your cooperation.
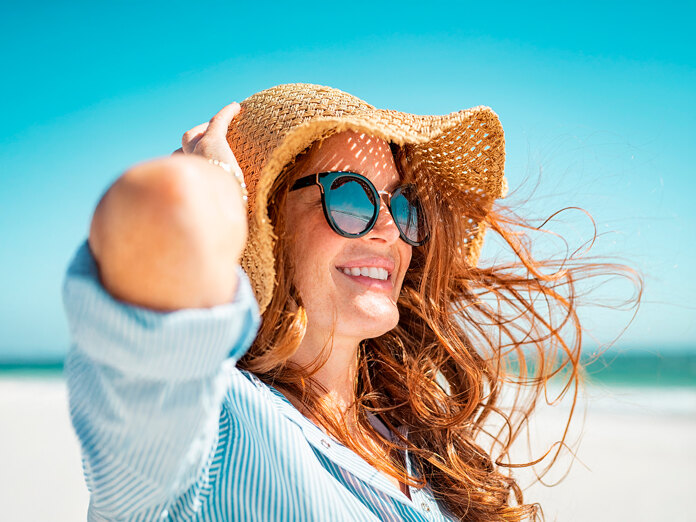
[513,388,696,522]
[0,377,89,521]
[1,377,694,521]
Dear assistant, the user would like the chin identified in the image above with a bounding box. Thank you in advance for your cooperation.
[362,322,398,339]
[348,299,400,339]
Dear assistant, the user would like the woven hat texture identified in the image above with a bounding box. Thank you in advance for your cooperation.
[226,83,507,313]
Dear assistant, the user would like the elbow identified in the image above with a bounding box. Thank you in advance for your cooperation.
[89,156,210,262]
[87,155,244,309]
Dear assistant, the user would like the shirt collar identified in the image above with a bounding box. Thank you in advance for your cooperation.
[238,369,417,504]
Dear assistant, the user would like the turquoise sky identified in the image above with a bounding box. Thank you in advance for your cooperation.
[1,1,694,361]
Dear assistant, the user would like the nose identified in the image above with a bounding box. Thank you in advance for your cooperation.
[365,196,401,244]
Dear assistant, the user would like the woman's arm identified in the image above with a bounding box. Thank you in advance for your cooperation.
[63,103,258,519]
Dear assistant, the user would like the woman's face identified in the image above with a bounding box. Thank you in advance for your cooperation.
[284,130,412,343]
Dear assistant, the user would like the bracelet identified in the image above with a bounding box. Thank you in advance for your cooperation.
[208,158,248,202]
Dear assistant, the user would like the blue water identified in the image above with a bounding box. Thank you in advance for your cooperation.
[2,350,694,387]
[581,350,696,388]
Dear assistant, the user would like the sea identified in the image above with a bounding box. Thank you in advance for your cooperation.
[2,348,694,416]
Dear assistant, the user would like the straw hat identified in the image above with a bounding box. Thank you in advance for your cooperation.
[226,83,507,313]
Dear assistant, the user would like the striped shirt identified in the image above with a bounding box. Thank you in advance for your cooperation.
[63,241,458,521]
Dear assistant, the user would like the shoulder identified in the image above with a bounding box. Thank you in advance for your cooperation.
[217,365,312,457]
[221,364,264,409]
[219,364,293,428]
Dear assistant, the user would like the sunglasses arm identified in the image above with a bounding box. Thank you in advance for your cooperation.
[289,174,320,192]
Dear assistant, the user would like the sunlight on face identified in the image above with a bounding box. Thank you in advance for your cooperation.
[284,130,413,344]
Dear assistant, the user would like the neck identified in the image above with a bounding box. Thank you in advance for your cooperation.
[287,327,361,424]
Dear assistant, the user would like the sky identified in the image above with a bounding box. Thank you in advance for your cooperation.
[1,1,694,361]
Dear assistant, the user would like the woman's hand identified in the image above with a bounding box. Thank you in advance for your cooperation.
[175,102,241,167]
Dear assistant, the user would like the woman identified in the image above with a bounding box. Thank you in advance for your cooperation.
[64,84,633,521]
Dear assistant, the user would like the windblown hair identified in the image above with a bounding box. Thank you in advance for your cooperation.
[238,140,641,521]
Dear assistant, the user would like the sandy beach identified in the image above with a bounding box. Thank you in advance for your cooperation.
[1,377,694,522]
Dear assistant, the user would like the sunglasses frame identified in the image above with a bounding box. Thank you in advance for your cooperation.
[289,171,429,246]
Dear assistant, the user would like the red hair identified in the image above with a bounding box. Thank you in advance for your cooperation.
[238,142,642,521]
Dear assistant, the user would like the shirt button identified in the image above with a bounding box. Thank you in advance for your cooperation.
[421,502,430,512]
[321,439,331,449]
[160,509,169,519]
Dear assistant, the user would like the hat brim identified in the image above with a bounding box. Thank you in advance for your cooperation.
[228,84,506,313]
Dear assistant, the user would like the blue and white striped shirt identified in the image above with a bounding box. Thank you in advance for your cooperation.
[63,241,458,521]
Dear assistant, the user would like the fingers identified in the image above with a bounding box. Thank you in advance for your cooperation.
[172,147,184,156]
[206,102,241,137]
[182,122,209,153]
[178,102,241,165]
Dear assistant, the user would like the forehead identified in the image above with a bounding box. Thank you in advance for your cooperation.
[297,130,400,188]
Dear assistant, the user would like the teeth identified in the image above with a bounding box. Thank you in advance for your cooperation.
[341,267,389,281]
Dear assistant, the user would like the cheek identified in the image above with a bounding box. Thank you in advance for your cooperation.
[289,216,339,290]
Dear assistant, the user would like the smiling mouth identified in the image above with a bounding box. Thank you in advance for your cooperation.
[335,266,394,290]
[338,266,390,281]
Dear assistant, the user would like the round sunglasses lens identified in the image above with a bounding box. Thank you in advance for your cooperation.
[328,177,377,235]
[391,186,427,244]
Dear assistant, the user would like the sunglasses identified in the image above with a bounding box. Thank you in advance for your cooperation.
[289,171,429,246]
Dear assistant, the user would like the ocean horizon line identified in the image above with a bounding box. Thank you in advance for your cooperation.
[2,350,694,388]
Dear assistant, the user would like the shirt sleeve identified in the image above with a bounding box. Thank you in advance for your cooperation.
[62,239,260,520]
